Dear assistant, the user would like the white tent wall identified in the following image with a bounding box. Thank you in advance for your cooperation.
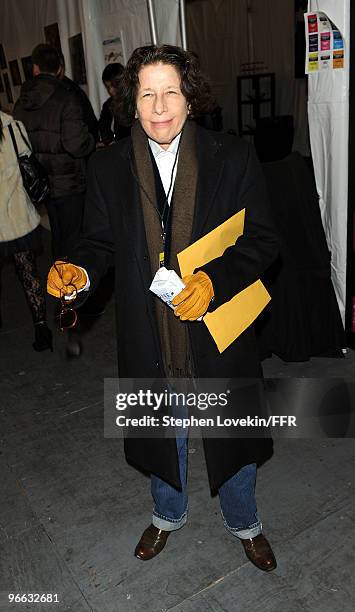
[308,0,349,324]
[155,0,182,46]
[0,0,181,117]
[186,0,309,154]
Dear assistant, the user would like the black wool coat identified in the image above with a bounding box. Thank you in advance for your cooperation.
[72,125,279,491]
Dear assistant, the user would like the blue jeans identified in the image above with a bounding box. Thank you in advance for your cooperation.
[151,434,262,539]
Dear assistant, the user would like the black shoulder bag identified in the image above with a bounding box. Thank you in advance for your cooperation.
[8,122,50,206]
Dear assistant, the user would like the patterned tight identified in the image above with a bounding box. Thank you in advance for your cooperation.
[2,250,46,324]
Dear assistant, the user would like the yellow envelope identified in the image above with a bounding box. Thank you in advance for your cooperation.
[177,209,271,353]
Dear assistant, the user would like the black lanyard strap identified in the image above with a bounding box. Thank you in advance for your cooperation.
[130,135,182,267]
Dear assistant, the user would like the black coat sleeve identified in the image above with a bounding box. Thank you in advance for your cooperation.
[62,76,99,142]
[70,153,115,294]
[200,144,279,310]
[75,88,99,143]
[61,95,95,159]
[99,99,115,145]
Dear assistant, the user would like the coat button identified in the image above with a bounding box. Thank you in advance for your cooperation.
[143,254,149,261]
[155,361,160,368]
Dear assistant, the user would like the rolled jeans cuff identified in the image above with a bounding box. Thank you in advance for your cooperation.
[152,509,188,531]
[223,518,262,540]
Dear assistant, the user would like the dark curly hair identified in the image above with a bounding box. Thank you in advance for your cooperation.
[113,45,214,124]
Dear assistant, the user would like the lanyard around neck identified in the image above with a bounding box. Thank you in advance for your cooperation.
[130,132,183,268]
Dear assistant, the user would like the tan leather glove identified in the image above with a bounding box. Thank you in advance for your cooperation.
[47,261,87,299]
[172,271,214,321]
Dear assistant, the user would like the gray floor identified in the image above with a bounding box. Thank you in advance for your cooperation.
[1,228,354,612]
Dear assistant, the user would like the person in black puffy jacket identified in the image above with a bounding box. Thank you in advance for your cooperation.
[14,44,95,259]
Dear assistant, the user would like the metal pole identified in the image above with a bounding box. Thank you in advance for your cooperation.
[147,0,158,45]
[247,0,254,65]
[179,0,188,50]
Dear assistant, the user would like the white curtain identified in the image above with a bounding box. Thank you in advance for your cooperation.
[307,0,349,323]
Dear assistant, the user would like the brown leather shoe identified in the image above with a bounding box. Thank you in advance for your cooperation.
[241,534,277,571]
[134,524,170,561]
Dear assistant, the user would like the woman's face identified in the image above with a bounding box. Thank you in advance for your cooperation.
[135,62,189,149]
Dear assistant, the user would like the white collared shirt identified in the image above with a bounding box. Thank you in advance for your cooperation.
[76,132,182,295]
[148,132,181,204]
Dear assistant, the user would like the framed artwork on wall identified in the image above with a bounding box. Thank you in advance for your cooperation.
[44,23,62,52]
[102,35,125,65]
[0,43,7,69]
[9,59,22,86]
[21,56,33,81]
[69,33,87,84]
[3,72,13,103]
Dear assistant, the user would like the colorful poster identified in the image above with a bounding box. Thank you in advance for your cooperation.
[308,52,319,73]
[320,53,331,71]
[305,12,345,74]
[320,32,331,51]
[309,34,318,52]
[307,14,318,33]
[333,50,344,70]
[319,14,329,32]
[333,30,344,50]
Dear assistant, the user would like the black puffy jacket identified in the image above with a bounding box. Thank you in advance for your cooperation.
[61,75,99,143]
[14,74,95,198]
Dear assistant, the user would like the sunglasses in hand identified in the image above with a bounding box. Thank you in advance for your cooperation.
[53,260,78,331]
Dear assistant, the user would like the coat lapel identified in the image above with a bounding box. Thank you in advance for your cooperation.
[192,128,225,241]
[116,127,225,284]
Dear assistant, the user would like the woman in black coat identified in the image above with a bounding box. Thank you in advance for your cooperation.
[47,45,279,571]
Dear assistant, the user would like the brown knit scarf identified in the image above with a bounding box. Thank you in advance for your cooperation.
[131,120,198,377]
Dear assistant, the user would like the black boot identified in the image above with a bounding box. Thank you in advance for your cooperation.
[33,321,53,352]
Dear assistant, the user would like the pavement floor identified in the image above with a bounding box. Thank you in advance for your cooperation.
[1,228,354,612]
